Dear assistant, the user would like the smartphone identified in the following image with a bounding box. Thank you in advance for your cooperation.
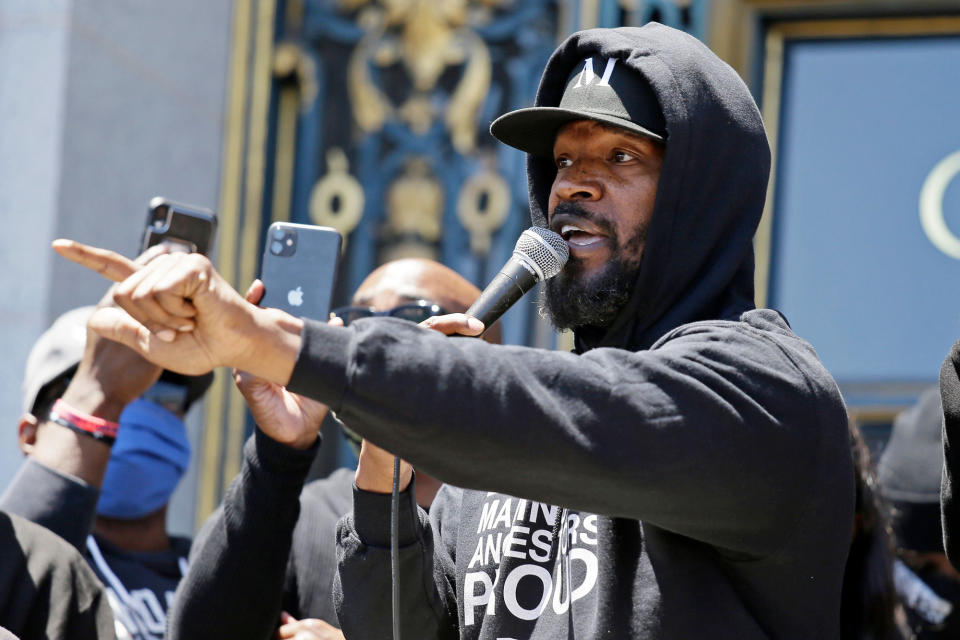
[259,222,342,321]
[141,197,218,255]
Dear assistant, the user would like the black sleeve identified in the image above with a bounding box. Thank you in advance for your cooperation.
[0,458,99,550]
[334,479,460,640]
[0,512,115,640]
[940,339,960,568]
[288,316,843,556]
[167,428,317,640]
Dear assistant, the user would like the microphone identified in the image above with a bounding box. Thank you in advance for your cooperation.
[466,227,569,334]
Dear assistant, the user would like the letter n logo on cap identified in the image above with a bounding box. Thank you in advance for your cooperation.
[572,58,617,89]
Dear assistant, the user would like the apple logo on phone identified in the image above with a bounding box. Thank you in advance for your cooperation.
[287,286,304,307]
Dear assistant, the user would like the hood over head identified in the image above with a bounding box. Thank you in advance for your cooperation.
[878,387,945,553]
[492,23,770,350]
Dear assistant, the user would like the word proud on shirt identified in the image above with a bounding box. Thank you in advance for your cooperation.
[462,494,599,628]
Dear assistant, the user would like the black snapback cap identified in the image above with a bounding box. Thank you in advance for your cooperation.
[491,55,666,158]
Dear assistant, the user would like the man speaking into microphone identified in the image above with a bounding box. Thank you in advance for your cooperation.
[56,23,853,640]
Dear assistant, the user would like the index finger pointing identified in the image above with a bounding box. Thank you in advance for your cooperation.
[53,239,138,283]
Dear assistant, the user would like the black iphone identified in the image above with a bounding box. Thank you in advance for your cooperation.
[141,197,218,255]
[259,222,342,320]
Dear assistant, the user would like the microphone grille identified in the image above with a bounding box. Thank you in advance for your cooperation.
[514,227,569,280]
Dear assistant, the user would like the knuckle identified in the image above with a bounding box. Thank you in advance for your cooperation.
[151,254,172,269]
[113,287,134,306]
[134,289,160,308]
[187,253,211,270]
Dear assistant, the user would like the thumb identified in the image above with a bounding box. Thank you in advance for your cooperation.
[88,306,157,355]
[233,369,271,394]
[245,279,265,305]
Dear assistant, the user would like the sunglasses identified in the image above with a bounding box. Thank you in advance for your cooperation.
[330,300,449,326]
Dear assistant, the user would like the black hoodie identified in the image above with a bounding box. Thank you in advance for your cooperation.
[520,25,768,353]
[284,23,854,639]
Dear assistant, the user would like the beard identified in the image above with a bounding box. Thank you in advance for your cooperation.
[540,203,645,332]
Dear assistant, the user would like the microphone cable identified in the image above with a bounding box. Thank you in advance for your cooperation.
[386,226,566,640]
[391,455,401,640]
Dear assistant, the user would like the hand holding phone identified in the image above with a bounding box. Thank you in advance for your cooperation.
[141,197,218,255]
[259,222,341,321]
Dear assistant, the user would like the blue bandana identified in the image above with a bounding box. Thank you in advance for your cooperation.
[97,398,191,519]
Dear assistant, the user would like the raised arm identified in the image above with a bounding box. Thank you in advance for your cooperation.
[168,429,319,640]
[335,481,461,640]
[290,314,847,556]
[1,248,167,548]
[56,241,846,553]
[170,280,332,639]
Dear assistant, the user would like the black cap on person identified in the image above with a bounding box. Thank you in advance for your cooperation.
[490,55,666,158]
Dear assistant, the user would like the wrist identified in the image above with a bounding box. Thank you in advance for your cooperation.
[270,428,319,451]
[235,306,303,385]
[60,380,130,423]
[351,477,421,547]
[48,398,119,446]
[355,449,413,494]
[252,426,319,469]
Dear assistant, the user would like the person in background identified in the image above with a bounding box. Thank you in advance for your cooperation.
[842,420,906,640]
[0,509,114,638]
[879,388,960,638]
[0,248,212,640]
[168,258,498,640]
[940,339,960,570]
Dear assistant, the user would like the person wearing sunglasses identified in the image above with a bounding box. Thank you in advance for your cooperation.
[167,257,498,640]
[331,299,448,326]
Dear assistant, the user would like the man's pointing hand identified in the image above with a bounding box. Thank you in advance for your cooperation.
[52,239,303,384]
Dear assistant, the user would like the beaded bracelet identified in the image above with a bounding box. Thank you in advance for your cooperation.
[48,398,119,446]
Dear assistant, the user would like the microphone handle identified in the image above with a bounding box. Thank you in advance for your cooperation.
[465,257,539,332]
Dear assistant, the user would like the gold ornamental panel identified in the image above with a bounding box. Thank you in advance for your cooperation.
[309,148,365,240]
[385,158,445,245]
[457,169,510,254]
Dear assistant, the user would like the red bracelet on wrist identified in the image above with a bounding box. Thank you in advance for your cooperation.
[48,398,119,446]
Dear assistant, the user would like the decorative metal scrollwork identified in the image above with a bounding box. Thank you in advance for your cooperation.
[384,157,444,258]
[345,0,494,151]
[458,167,510,254]
[274,41,319,111]
[281,0,706,344]
[309,147,365,239]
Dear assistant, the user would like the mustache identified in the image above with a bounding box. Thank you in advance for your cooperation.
[550,202,616,236]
